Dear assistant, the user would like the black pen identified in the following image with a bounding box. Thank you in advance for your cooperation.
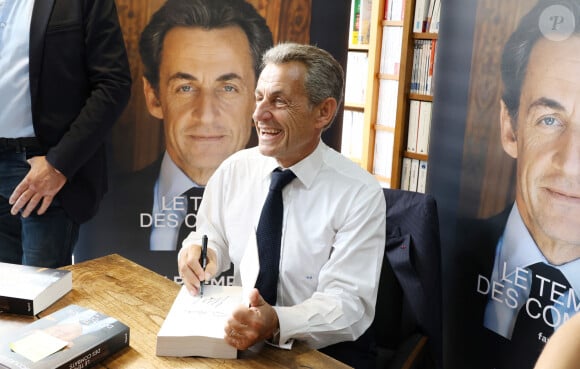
[200,235,208,297]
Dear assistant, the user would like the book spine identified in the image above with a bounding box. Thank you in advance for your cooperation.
[400,157,412,191]
[408,159,420,192]
[351,0,361,45]
[55,327,130,369]
[417,161,429,193]
[0,297,35,316]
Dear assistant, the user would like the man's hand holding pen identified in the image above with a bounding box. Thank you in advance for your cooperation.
[178,235,217,296]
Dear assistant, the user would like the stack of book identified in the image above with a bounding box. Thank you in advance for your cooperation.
[0,263,130,369]
[0,262,72,316]
[156,285,243,359]
[0,304,129,369]
[410,40,437,95]
[349,0,373,45]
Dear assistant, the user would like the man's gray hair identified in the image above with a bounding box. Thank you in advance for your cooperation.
[262,43,344,114]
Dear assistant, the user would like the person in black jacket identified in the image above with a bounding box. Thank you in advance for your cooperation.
[0,0,131,268]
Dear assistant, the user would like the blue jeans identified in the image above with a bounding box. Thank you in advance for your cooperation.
[0,151,78,267]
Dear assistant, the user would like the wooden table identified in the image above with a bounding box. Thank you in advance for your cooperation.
[36,254,351,369]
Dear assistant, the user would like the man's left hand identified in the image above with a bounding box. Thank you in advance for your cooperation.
[224,288,279,350]
[9,156,66,217]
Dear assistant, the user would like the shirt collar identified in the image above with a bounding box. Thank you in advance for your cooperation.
[499,203,580,292]
[266,140,325,189]
[499,204,544,272]
[157,151,199,206]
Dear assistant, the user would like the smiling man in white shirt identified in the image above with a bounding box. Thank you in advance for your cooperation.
[178,43,386,368]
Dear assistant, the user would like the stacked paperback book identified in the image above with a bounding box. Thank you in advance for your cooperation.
[0,262,72,316]
[0,263,130,369]
[156,285,243,359]
[0,305,129,369]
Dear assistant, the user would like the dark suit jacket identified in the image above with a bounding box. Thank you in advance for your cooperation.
[75,158,174,275]
[379,188,443,368]
[30,0,131,223]
[447,208,511,369]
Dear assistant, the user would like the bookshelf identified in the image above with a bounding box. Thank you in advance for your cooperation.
[342,0,440,192]
[394,0,439,191]
[341,0,373,166]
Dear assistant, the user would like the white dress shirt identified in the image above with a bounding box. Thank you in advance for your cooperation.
[150,152,201,251]
[0,0,35,138]
[484,204,580,339]
[183,141,386,349]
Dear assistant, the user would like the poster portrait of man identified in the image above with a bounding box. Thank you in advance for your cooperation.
[431,0,580,368]
[73,0,351,283]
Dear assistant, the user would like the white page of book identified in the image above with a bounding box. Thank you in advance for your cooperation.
[159,285,243,339]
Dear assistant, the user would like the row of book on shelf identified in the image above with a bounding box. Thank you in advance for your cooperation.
[369,97,432,189]
[373,89,432,156]
[344,51,369,105]
[379,26,403,76]
[407,100,432,155]
[401,158,428,193]
[341,109,364,161]
[384,0,405,21]
[0,261,244,368]
[413,0,441,33]
[410,39,437,95]
[350,0,373,45]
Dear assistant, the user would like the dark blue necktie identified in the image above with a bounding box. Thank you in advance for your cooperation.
[254,168,296,305]
[177,187,204,248]
[499,262,571,369]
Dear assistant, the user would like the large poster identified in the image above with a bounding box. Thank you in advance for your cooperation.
[73,0,350,283]
[431,0,580,367]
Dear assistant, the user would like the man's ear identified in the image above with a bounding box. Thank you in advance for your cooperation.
[314,97,338,129]
[499,99,518,159]
[143,77,164,120]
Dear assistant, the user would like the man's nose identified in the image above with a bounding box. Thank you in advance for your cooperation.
[193,91,217,125]
[253,99,273,122]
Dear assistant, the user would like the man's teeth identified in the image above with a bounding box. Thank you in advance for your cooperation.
[262,129,280,134]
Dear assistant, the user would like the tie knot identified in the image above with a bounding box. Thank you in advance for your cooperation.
[182,187,204,213]
[528,262,570,288]
[270,169,296,191]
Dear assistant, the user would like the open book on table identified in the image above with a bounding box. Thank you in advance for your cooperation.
[156,285,243,359]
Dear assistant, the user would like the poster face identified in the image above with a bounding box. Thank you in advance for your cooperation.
[431,0,580,368]
[73,0,349,285]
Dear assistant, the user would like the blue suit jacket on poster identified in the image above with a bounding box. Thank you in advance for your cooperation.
[30,0,131,223]
[448,208,515,369]
[75,157,186,278]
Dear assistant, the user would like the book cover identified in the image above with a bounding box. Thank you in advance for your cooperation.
[400,157,412,191]
[426,39,437,94]
[406,100,420,152]
[156,285,243,359]
[417,101,433,154]
[0,304,129,369]
[0,263,72,316]
[358,0,373,44]
[413,0,429,32]
[427,0,441,33]
[409,159,420,192]
[350,0,361,45]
